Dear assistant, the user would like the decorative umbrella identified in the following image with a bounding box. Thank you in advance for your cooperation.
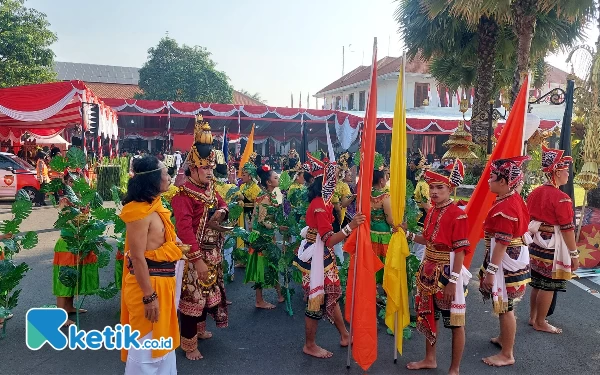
[577,224,600,269]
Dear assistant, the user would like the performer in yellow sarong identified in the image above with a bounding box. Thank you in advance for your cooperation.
[120,155,182,375]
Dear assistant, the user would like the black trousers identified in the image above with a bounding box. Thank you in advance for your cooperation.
[180,308,208,339]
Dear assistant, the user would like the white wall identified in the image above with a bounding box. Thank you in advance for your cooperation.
[322,74,439,112]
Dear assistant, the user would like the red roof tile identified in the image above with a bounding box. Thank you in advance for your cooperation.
[316,55,430,95]
[82,82,263,105]
[546,64,569,85]
[85,82,142,99]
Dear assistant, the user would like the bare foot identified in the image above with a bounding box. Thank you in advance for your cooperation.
[303,344,333,358]
[406,359,437,370]
[66,308,87,314]
[185,349,203,360]
[278,296,285,303]
[448,368,460,375]
[340,332,350,347]
[256,301,276,309]
[198,331,213,340]
[62,319,75,328]
[529,318,547,326]
[533,321,562,334]
[490,337,502,348]
[482,353,515,367]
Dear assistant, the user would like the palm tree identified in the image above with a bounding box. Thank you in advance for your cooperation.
[397,0,593,146]
[422,0,594,103]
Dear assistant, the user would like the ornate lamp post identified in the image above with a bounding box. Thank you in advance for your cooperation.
[468,97,509,154]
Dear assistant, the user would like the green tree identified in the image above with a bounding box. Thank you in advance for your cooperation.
[0,0,57,88]
[137,37,233,103]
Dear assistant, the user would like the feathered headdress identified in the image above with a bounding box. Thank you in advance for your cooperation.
[424,159,465,188]
[305,152,338,204]
[186,115,216,168]
[490,155,531,190]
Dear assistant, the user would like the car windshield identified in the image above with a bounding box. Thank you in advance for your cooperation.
[7,154,34,170]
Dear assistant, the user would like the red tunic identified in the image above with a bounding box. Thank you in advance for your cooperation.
[422,200,470,253]
[480,190,531,301]
[171,180,229,322]
[293,198,340,323]
[483,190,530,245]
[527,184,574,231]
[171,180,228,261]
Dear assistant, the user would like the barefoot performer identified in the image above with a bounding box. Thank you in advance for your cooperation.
[479,156,531,367]
[244,165,285,309]
[405,161,471,375]
[171,117,230,360]
[293,153,366,358]
[120,156,180,374]
[527,145,578,334]
[53,170,99,327]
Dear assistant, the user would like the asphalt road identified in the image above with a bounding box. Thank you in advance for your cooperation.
[0,202,599,375]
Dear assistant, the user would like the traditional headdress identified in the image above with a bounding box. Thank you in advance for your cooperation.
[414,149,431,180]
[490,155,531,190]
[286,148,303,174]
[373,152,387,171]
[337,152,350,178]
[213,149,228,178]
[305,152,338,204]
[542,145,572,174]
[186,115,216,168]
[242,162,258,178]
[424,159,465,188]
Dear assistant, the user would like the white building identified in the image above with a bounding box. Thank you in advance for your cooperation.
[315,55,571,113]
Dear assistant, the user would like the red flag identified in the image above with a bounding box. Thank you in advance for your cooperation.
[343,38,384,371]
[464,76,529,267]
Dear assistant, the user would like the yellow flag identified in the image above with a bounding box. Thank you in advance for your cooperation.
[382,55,410,355]
[238,124,255,178]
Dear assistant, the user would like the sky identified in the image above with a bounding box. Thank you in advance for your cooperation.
[26,0,598,107]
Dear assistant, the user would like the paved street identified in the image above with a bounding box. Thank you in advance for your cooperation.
[0,201,599,375]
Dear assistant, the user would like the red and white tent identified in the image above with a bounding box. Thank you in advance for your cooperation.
[0,80,118,142]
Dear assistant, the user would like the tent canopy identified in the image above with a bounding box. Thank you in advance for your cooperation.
[0,80,118,142]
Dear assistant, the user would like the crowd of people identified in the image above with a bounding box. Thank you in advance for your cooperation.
[33,114,579,375]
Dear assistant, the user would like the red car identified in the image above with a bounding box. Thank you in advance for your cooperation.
[0,152,40,200]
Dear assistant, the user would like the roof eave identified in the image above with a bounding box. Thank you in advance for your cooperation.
[315,71,432,96]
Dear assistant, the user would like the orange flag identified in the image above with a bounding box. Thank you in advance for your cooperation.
[343,38,384,371]
[464,76,529,267]
[237,124,255,178]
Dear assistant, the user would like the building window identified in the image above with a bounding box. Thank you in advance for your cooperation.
[358,91,366,111]
[414,83,429,108]
[348,93,355,110]
[335,96,342,110]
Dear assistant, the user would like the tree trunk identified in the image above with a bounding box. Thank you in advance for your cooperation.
[471,16,499,147]
[510,0,537,105]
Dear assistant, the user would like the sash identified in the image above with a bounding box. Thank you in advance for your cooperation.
[529,220,572,280]
[490,238,530,314]
[297,226,324,312]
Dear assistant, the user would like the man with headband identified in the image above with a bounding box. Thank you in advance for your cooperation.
[171,116,230,361]
[120,155,181,374]
[527,145,578,334]
[404,160,471,375]
[479,156,531,367]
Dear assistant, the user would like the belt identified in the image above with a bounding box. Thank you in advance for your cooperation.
[539,224,555,233]
[484,234,525,247]
[424,244,450,264]
[243,203,255,208]
[128,257,176,277]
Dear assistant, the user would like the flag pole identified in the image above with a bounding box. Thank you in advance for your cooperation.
[346,163,362,369]
[394,313,398,363]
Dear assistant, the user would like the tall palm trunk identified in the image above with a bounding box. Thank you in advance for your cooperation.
[471,16,499,147]
[510,0,537,105]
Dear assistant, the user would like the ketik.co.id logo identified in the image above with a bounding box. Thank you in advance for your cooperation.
[25,308,169,351]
